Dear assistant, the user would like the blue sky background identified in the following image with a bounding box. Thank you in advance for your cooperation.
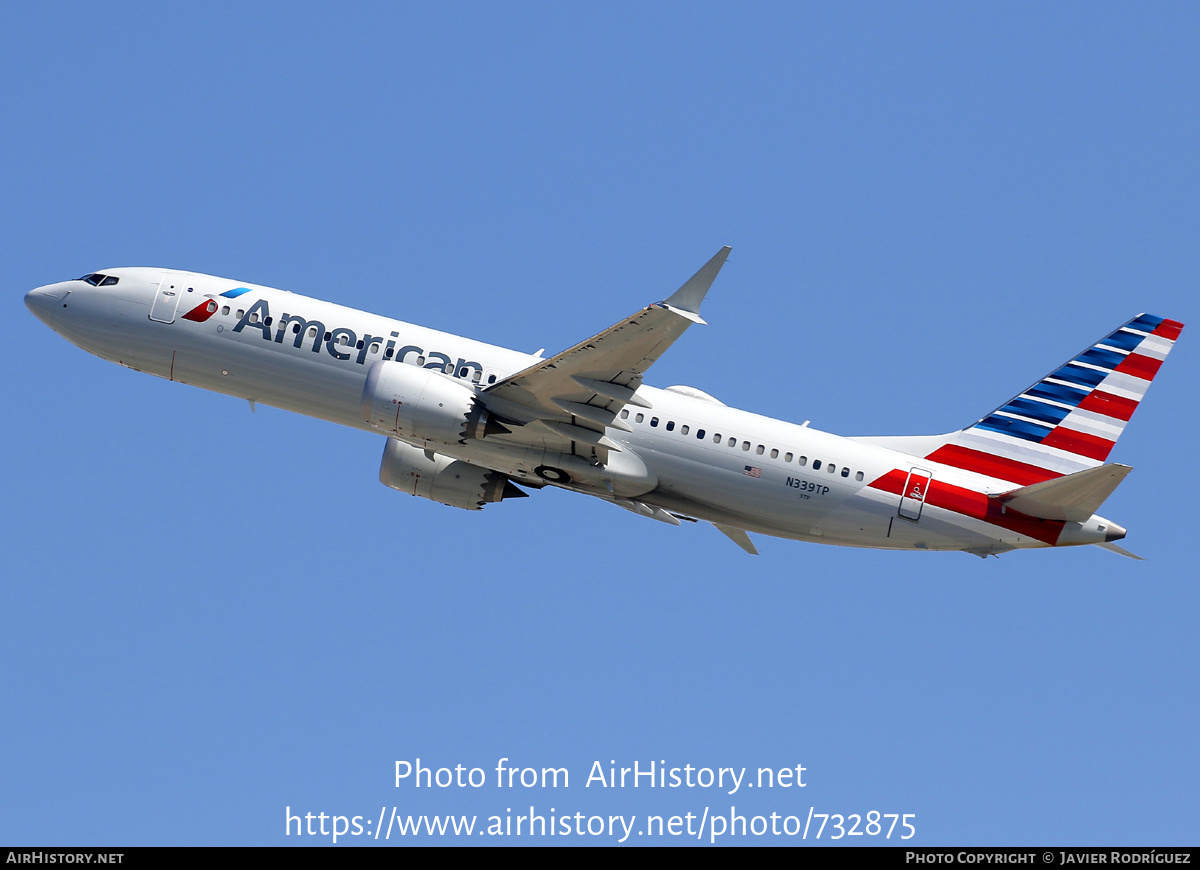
[3,2,1197,846]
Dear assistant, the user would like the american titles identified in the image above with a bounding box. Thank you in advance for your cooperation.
[227,296,487,380]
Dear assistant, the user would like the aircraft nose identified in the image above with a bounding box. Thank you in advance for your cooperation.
[25,285,65,325]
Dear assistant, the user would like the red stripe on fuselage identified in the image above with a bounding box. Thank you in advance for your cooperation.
[869,469,1066,545]
[923,444,1060,485]
[1114,352,1162,381]
[1077,389,1138,422]
[1041,427,1114,461]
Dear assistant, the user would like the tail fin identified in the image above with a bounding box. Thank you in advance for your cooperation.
[862,314,1183,485]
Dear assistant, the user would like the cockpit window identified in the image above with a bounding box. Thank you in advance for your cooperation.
[78,273,119,286]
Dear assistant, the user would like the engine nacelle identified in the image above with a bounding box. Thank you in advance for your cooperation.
[360,360,506,445]
[379,438,526,510]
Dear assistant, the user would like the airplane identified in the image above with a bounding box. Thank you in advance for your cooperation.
[24,248,1183,558]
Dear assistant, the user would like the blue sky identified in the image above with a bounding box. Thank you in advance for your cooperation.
[3,2,1197,846]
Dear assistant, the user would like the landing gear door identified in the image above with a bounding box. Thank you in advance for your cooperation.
[149,273,185,323]
[898,467,932,521]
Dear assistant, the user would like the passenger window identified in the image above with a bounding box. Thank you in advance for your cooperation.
[812,459,821,470]
[728,437,736,447]
[221,306,230,315]
[487,374,497,384]
[666,421,674,431]
[697,429,706,439]
[249,312,259,324]
[237,309,244,318]
[384,347,394,358]
[713,434,721,443]
[636,413,644,423]
[855,471,864,481]
[741,441,750,451]
[784,452,793,462]
[755,445,765,455]
[371,343,380,354]
[770,448,779,459]
[680,424,688,435]
[650,417,659,427]
[828,464,836,474]
[841,467,850,477]
[307,326,318,338]
[620,409,629,420]
[264,316,272,326]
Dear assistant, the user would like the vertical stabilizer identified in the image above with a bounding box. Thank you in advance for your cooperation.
[923,314,1183,484]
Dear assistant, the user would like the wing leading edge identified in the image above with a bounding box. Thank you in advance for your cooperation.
[477,247,731,460]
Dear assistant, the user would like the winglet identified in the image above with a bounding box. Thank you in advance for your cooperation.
[661,246,731,323]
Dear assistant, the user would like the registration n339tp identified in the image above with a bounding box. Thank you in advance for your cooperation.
[25,249,1183,557]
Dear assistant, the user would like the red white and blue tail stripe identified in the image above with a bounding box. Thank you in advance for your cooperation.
[926,314,1183,485]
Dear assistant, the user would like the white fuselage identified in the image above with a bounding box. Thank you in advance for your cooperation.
[25,267,1120,554]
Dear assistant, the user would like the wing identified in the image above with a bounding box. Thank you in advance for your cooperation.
[478,247,731,461]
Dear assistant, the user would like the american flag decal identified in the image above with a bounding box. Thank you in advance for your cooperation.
[743,465,762,478]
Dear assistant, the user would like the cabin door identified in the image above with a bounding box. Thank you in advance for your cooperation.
[149,273,185,323]
[898,467,933,520]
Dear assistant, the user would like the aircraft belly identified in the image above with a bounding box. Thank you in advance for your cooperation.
[638,442,840,536]
[803,496,893,547]
[829,488,1028,552]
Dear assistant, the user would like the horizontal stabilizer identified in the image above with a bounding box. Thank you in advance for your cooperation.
[1099,540,1142,559]
[992,463,1132,522]
[1094,541,1144,560]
